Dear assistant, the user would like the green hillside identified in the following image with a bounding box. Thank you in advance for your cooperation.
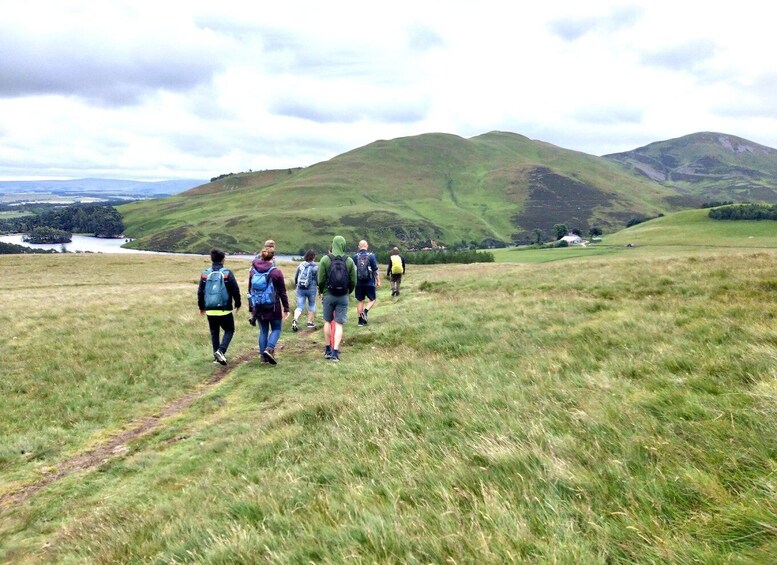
[120,132,674,254]
[605,208,777,248]
[604,132,777,203]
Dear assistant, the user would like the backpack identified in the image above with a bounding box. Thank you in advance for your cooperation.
[390,255,403,275]
[250,267,277,309]
[203,268,231,310]
[326,254,350,296]
[297,262,313,289]
[356,253,372,282]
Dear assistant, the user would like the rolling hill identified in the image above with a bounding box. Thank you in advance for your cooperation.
[119,132,677,254]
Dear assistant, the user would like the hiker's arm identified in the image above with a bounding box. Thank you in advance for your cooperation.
[228,272,241,311]
[197,276,206,311]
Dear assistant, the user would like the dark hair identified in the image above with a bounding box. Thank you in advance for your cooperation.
[304,249,316,262]
[210,248,225,262]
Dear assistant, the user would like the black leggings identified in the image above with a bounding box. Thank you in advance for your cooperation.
[207,313,235,354]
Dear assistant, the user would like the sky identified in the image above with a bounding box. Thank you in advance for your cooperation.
[1,0,775,181]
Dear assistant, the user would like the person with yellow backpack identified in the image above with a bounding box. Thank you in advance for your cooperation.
[387,246,406,296]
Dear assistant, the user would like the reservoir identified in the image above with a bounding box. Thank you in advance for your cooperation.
[0,234,296,261]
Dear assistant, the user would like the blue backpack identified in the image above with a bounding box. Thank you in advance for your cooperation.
[250,267,277,309]
[203,268,231,310]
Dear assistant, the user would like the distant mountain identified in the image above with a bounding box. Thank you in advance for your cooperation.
[603,132,777,204]
[0,178,206,199]
[120,132,675,254]
[118,131,777,254]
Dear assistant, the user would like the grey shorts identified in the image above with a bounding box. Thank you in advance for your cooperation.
[322,293,349,324]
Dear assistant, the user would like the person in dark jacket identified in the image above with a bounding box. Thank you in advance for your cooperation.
[387,246,406,296]
[248,244,290,365]
[198,248,241,366]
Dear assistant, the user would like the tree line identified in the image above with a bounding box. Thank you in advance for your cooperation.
[708,203,777,221]
[1,204,125,239]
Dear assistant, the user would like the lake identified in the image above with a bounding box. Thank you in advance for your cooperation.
[0,234,297,261]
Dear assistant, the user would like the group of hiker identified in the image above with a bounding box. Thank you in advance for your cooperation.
[197,235,406,366]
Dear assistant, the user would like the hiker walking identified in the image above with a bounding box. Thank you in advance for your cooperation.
[318,235,356,362]
[388,246,406,296]
[292,249,319,331]
[353,239,380,326]
[198,248,241,365]
[247,244,289,365]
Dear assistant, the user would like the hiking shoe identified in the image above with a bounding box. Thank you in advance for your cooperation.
[306,322,315,329]
[324,345,332,359]
[358,315,366,326]
[214,350,227,365]
[248,316,256,326]
[262,349,277,365]
[330,350,340,362]
[292,319,298,332]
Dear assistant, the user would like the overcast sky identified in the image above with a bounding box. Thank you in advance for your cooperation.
[1,0,775,181]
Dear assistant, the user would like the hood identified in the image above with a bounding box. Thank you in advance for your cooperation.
[331,235,346,256]
[252,258,273,272]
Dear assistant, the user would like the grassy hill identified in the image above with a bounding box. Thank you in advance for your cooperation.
[604,132,777,204]
[2,243,776,562]
[119,132,675,254]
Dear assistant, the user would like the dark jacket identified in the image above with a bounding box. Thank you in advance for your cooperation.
[387,254,406,277]
[317,235,357,295]
[198,262,242,312]
[248,258,290,321]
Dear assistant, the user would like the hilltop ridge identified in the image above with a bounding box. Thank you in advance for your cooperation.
[119,131,777,254]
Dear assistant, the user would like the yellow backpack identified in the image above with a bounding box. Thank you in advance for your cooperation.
[390,255,403,275]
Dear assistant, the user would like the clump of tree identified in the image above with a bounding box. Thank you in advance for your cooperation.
[2,204,124,238]
[708,203,777,220]
[701,200,735,209]
[210,172,235,182]
[626,213,664,227]
[0,241,57,254]
[375,249,494,265]
[23,227,71,244]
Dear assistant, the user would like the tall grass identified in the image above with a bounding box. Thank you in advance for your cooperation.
[1,250,776,562]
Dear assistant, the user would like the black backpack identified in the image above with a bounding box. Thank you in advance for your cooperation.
[327,254,350,296]
[356,253,372,282]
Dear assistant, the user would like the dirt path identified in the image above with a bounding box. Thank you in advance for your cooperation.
[0,350,259,511]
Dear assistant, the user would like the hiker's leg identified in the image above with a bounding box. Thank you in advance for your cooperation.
[267,319,282,350]
[294,289,305,321]
[258,320,269,353]
[333,322,345,350]
[365,285,377,311]
[207,315,221,353]
[306,288,316,323]
[333,295,348,350]
[395,275,402,293]
[322,294,335,346]
[220,314,235,353]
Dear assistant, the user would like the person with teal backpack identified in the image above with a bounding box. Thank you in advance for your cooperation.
[198,249,241,365]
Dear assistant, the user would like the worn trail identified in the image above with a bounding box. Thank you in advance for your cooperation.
[0,350,257,511]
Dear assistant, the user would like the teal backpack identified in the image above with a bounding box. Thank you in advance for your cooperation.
[203,268,231,309]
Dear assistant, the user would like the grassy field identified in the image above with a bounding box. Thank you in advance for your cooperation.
[1,249,776,562]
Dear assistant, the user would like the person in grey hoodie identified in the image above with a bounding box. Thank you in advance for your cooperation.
[317,235,356,362]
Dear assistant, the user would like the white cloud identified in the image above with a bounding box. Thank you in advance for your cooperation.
[0,0,776,180]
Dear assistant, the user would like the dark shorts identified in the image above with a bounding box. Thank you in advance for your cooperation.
[354,284,376,301]
[322,293,349,324]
